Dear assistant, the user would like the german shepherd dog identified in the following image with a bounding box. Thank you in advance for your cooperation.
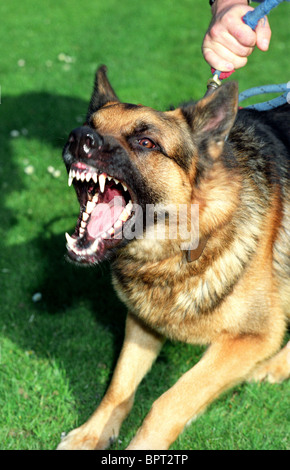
[58,66,290,450]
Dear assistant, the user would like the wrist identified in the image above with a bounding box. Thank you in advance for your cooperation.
[210,0,250,15]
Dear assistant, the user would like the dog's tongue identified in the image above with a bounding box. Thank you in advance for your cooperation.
[87,189,126,239]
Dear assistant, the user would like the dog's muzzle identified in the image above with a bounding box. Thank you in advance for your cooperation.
[65,126,103,162]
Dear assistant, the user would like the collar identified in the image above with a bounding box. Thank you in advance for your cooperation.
[186,235,209,263]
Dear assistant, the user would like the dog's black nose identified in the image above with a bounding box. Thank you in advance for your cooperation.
[67,126,103,159]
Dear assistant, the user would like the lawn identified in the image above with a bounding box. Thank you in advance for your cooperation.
[0,0,289,451]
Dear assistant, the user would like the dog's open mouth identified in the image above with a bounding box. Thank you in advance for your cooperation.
[65,162,134,264]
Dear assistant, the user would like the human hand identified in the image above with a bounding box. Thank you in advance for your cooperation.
[202,0,272,72]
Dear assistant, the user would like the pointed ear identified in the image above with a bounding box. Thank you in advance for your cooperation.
[181,82,239,159]
[87,65,120,119]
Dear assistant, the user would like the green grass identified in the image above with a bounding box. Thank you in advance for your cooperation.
[0,0,289,451]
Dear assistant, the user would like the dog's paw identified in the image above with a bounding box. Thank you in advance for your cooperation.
[57,426,106,450]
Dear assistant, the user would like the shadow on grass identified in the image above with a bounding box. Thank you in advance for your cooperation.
[0,92,128,412]
[0,90,87,231]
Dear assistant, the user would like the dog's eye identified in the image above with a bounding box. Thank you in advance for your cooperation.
[138,138,156,149]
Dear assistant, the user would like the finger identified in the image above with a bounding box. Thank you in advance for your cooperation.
[202,44,248,72]
[255,16,272,51]
[220,5,258,48]
[227,20,257,48]
[204,28,254,61]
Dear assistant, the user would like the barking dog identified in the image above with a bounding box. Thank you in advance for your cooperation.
[58,66,290,450]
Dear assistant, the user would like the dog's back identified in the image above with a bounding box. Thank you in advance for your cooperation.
[233,105,290,319]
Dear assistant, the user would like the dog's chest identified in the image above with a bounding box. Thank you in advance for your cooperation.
[111,260,226,344]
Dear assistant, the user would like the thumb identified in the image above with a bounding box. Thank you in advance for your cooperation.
[255,16,272,51]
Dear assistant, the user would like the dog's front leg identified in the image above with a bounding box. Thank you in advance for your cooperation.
[57,313,163,450]
[127,333,278,450]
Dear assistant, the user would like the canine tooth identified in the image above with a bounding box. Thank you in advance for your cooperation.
[99,173,106,193]
[86,200,95,214]
[68,172,73,187]
[65,232,76,248]
[86,172,92,182]
[92,173,98,184]
[91,238,100,252]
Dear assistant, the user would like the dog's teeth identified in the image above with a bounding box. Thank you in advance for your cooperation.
[80,172,86,182]
[114,220,123,229]
[99,173,106,193]
[68,171,73,187]
[76,170,81,181]
[113,178,119,185]
[65,232,76,248]
[125,200,133,215]
[79,227,85,235]
[92,194,99,204]
[107,176,112,181]
[86,172,92,182]
[65,232,75,244]
[92,173,98,184]
[91,238,100,252]
[126,200,133,211]
[87,237,101,254]
[122,183,128,192]
[86,201,95,214]
[82,212,89,222]
[72,169,76,179]
[119,210,129,222]
[119,201,133,221]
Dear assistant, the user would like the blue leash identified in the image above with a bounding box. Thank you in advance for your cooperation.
[239,83,289,111]
[241,0,289,110]
[210,0,290,110]
[243,0,289,30]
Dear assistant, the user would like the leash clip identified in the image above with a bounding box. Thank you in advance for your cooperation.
[204,73,222,97]
[206,73,222,92]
